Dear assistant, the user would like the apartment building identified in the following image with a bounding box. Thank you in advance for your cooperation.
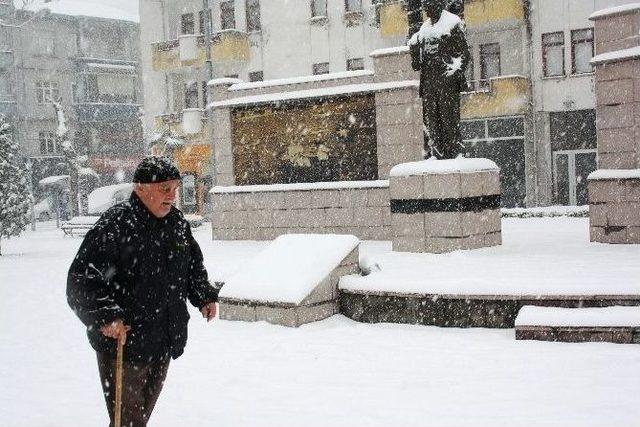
[0,2,142,189]
[140,0,634,210]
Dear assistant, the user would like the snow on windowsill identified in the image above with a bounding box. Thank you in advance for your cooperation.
[590,3,640,20]
[390,157,499,177]
[591,46,640,65]
[588,169,640,180]
[229,70,374,92]
[208,80,418,109]
[515,306,640,327]
[211,180,389,194]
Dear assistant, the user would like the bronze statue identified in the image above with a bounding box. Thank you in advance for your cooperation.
[408,0,470,159]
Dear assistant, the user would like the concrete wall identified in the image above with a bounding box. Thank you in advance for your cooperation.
[211,183,391,241]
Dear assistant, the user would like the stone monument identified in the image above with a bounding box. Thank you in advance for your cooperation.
[588,6,640,244]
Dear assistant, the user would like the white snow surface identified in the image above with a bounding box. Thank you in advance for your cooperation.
[64,215,100,225]
[341,218,640,297]
[390,157,499,176]
[207,80,419,109]
[220,234,359,304]
[408,10,462,46]
[591,46,640,65]
[590,3,640,19]
[21,0,139,22]
[515,306,640,327]
[229,70,373,92]
[369,45,410,57]
[38,174,69,186]
[2,219,640,426]
[588,168,640,180]
[211,179,389,194]
[87,183,132,214]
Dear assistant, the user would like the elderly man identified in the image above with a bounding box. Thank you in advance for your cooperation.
[67,156,221,427]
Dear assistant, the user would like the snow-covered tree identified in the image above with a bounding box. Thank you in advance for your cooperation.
[51,100,99,216]
[0,117,30,256]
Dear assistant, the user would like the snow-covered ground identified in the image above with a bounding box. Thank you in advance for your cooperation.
[1,219,639,426]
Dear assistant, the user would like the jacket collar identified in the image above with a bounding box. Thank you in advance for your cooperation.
[130,191,168,225]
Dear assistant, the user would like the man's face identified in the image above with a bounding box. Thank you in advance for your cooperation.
[135,180,180,218]
[424,0,446,20]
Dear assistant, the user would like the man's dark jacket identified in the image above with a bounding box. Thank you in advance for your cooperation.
[67,192,220,362]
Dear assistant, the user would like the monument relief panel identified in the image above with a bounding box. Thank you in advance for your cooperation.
[231,94,378,186]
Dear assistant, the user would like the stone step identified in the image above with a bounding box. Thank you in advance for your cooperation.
[218,234,360,327]
[339,290,640,328]
[515,306,640,344]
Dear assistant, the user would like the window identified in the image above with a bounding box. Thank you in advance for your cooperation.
[572,28,593,74]
[184,81,199,109]
[542,32,564,77]
[480,43,500,82]
[0,73,10,96]
[39,131,57,155]
[199,9,212,35]
[181,13,195,35]
[248,71,264,82]
[84,74,137,103]
[311,0,327,17]
[221,1,236,30]
[31,31,55,56]
[347,58,364,71]
[182,175,196,205]
[313,62,329,75]
[345,0,362,12]
[246,0,261,32]
[202,81,208,106]
[36,81,60,104]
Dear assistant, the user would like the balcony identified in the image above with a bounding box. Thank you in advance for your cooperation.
[0,95,17,118]
[154,111,210,144]
[377,1,408,38]
[0,50,13,70]
[152,30,250,72]
[461,75,530,119]
[74,103,141,123]
[464,0,525,27]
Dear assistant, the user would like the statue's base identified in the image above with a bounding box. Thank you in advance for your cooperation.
[389,157,502,254]
[588,170,640,244]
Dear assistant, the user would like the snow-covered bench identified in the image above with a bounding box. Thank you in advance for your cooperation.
[218,234,360,327]
[515,306,640,344]
[61,216,100,236]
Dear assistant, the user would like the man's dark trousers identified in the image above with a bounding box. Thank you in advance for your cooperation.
[97,352,170,427]
[422,81,464,159]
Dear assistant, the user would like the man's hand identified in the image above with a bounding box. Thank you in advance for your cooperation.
[100,319,130,343]
[200,302,217,322]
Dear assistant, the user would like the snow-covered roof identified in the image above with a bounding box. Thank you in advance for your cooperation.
[515,306,640,327]
[588,168,640,180]
[590,3,640,20]
[390,157,499,177]
[211,180,389,194]
[220,234,359,304]
[20,0,139,23]
[228,70,374,92]
[207,80,418,109]
[86,63,136,73]
[591,46,640,65]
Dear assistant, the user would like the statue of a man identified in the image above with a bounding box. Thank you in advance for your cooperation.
[408,0,470,159]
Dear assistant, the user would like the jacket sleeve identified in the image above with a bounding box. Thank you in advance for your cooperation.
[186,222,222,308]
[66,221,124,330]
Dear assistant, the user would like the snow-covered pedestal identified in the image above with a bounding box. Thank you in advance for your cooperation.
[218,234,360,327]
[389,157,501,253]
[178,34,199,62]
[588,6,640,244]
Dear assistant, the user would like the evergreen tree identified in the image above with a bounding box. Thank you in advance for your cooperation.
[0,117,30,255]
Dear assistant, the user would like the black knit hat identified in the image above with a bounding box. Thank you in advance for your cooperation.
[133,156,181,183]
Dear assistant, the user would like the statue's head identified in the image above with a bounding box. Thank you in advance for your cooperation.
[423,0,447,21]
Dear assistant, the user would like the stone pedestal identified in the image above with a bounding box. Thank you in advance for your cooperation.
[389,158,502,253]
[588,7,640,244]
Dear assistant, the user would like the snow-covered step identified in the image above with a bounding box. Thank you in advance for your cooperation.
[218,234,360,327]
[515,306,640,344]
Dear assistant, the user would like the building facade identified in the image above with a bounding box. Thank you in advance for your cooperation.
[0,2,142,191]
[139,0,634,210]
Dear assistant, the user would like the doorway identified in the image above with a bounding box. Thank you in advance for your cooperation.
[553,149,597,205]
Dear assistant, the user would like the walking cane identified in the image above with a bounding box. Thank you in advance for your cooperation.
[114,331,126,427]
